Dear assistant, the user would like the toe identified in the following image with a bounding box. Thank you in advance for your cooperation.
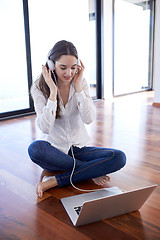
[39,190,43,198]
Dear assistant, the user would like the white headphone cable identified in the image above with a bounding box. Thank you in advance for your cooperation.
[52,69,99,192]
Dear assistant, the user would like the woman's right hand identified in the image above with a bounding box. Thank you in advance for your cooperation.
[42,65,57,101]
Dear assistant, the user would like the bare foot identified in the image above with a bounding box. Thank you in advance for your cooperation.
[92,175,110,186]
[36,176,58,198]
[40,169,64,182]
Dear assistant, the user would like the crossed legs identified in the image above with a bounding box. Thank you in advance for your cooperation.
[28,141,126,198]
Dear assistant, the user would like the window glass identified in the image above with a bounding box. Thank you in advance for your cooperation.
[0,0,29,113]
[28,0,97,97]
[114,0,154,95]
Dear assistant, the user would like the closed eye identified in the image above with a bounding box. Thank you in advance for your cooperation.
[59,63,77,70]
[60,67,76,70]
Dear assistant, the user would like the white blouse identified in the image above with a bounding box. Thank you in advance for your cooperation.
[31,78,96,154]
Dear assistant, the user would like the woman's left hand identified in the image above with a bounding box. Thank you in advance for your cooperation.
[73,59,85,93]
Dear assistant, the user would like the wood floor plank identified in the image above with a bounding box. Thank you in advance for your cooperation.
[0,186,91,240]
[0,91,160,239]
[37,196,136,240]
[0,210,45,240]
[0,169,51,204]
[104,211,160,240]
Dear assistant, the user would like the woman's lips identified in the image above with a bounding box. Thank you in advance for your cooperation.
[64,76,72,80]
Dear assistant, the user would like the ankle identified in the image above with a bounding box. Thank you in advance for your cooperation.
[42,176,58,187]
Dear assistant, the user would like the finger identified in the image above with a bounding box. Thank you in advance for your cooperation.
[42,65,47,76]
[79,59,85,68]
[42,65,47,71]
[49,69,52,77]
[43,66,51,80]
[76,65,83,75]
[42,65,48,73]
[77,66,81,72]
[39,190,43,198]
[42,69,46,79]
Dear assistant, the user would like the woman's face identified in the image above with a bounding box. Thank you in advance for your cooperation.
[55,55,78,84]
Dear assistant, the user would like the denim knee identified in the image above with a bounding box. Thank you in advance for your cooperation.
[115,150,126,170]
[28,140,49,163]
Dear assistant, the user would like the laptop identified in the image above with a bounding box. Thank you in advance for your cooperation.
[61,184,157,226]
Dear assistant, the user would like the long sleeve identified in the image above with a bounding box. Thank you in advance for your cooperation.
[31,83,57,134]
[31,79,94,153]
[75,78,96,124]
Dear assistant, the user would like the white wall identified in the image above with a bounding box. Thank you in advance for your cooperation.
[103,0,114,100]
[153,0,160,104]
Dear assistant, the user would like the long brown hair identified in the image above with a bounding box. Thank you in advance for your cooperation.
[34,40,78,118]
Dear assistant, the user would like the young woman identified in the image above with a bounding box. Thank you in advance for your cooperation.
[28,40,126,198]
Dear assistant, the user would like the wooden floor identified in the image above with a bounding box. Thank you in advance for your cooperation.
[0,91,160,240]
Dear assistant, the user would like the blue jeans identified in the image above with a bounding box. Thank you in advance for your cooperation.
[28,140,126,187]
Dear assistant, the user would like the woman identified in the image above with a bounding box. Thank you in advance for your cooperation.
[28,40,126,198]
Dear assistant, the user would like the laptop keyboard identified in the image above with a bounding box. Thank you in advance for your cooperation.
[74,206,82,215]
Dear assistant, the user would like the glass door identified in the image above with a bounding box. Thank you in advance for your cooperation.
[0,0,32,117]
[113,0,155,96]
[28,0,97,98]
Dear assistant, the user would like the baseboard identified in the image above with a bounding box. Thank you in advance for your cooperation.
[152,102,160,107]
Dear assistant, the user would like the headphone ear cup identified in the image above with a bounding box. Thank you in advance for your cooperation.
[77,59,80,66]
[47,59,55,71]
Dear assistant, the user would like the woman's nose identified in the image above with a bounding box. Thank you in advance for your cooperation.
[66,68,72,76]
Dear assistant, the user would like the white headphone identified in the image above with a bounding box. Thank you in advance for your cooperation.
[77,59,80,66]
[47,59,55,71]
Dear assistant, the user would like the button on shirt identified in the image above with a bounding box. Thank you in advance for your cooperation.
[31,78,96,154]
